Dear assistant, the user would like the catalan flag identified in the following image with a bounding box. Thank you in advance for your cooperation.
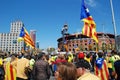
[94,58,109,80]
[18,27,35,48]
[81,0,98,43]
[5,62,16,80]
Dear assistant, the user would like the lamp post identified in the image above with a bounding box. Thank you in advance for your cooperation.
[109,0,118,51]
[61,24,68,52]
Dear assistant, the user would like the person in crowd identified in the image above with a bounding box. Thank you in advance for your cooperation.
[32,52,50,80]
[55,62,77,80]
[76,59,100,80]
[94,52,109,80]
[16,53,30,80]
[4,53,17,80]
[67,52,74,63]
[111,50,120,62]
[0,54,5,80]
[91,52,97,72]
[105,52,115,80]
[10,53,18,70]
[84,53,91,64]
[114,60,120,80]
[106,50,120,79]
[52,54,67,74]
[111,50,120,75]
[77,52,85,62]
[48,55,57,76]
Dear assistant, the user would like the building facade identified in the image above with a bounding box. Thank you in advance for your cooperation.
[117,35,120,52]
[0,21,24,53]
[57,32,115,52]
[36,41,40,49]
[30,30,36,46]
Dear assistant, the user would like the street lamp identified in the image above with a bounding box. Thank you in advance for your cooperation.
[61,24,68,52]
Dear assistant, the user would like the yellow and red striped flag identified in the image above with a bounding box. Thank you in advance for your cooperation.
[5,62,16,80]
[94,59,109,80]
[18,27,35,48]
[81,0,98,43]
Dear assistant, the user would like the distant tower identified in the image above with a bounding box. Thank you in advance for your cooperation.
[30,30,36,47]
[36,41,40,49]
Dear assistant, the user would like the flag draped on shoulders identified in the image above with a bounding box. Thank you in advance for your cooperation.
[94,58,109,80]
[5,62,16,80]
[81,0,98,43]
[18,27,35,48]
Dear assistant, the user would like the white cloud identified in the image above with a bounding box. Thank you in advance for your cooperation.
[86,0,96,7]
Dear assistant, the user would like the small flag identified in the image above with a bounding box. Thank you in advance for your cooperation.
[18,27,35,48]
[81,0,98,43]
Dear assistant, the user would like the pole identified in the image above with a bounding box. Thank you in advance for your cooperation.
[109,0,118,51]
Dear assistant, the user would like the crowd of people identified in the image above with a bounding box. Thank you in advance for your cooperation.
[0,50,120,80]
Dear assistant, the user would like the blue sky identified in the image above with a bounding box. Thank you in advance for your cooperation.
[0,0,120,49]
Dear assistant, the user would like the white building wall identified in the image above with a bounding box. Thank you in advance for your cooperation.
[0,21,24,53]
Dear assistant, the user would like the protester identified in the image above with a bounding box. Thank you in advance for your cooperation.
[91,52,97,72]
[76,59,100,80]
[4,53,17,80]
[114,60,120,80]
[10,53,18,70]
[16,54,30,80]
[32,52,51,80]
[94,52,109,80]
[111,50,120,75]
[55,62,77,80]
[0,55,5,80]
[52,54,67,74]
[105,52,114,80]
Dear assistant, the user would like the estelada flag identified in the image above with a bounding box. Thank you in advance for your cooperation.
[80,0,98,43]
[18,27,35,48]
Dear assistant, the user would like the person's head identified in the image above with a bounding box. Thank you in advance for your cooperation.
[98,52,103,58]
[24,53,31,60]
[37,52,45,60]
[55,62,77,80]
[107,52,111,57]
[111,50,117,55]
[75,59,90,77]
[10,53,18,61]
[78,52,85,59]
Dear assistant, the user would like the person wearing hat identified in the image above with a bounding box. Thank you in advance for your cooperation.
[76,59,100,80]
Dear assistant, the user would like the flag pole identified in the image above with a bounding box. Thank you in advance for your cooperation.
[109,0,118,51]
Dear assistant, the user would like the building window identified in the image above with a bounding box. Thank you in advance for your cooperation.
[77,44,78,46]
[69,49,71,51]
[72,44,74,47]
[80,40,83,42]
[69,45,71,47]
[84,40,87,42]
